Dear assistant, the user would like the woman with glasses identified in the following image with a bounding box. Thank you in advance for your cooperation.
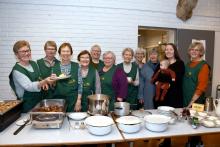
[77,50,101,112]
[37,41,60,99]
[183,42,210,147]
[99,51,128,111]
[9,40,54,112]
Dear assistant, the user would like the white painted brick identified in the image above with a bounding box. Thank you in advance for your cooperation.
[0,0,220,99]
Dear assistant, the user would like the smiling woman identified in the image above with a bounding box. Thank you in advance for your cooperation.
[77,50,101,112]
[9,40,55,112]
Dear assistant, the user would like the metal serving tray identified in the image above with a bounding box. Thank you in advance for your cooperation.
[0,100,22,132]
[30,99,66,129]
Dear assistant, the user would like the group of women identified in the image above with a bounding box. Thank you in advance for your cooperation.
[9,40,210,114]
[9,40,210,146]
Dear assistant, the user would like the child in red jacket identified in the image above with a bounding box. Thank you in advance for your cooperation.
[151,59,176,101]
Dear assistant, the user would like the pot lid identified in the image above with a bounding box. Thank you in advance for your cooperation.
[116,116,141,125]
[85,116,113,127]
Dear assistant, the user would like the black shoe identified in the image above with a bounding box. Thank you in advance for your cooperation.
[159,138,171,147]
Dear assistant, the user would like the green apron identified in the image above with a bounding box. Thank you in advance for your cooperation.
[90,60,104,71]
[183,60,207,107]
[118,62,138,106]
[52,62,79,112]
[37,58,60,99]
[100,65,116,111]
[9,61,42,112]
[81,66,96,112]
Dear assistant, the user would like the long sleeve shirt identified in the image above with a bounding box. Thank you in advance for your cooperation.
[12,64,40,98]
[112,67,128,99]
[189,61,210,96]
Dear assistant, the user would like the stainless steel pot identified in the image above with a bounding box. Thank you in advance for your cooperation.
[114,102,130,116]
[87,94,109,115]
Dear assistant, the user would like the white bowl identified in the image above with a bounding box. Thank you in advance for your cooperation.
[85,116,114,136]
[85,116,113,127]
[144,114,170,132]
[158,106,175,112]
[68,112,87,120]
[118,123,141,134]
[86,124,112,136]
[116,116,142,125]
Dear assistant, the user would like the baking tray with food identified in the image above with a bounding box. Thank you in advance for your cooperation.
[0,100,23,132]
[30,99,67,128]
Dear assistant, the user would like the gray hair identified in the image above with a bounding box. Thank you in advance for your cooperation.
[122,47,134,57]
[103,51,116,63]
[135,48,146,56]
[148,48,158,55]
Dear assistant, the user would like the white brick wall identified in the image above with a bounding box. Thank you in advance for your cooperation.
[0,0,220,99]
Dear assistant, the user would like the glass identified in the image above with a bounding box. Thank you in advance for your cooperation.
[46,47,56,51]
[104,57,113,60]
[190,48,200,52]
[18,49,31,54]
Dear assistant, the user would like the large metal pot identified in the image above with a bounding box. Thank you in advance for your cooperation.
[87,94,109,115]
[114,102,130,116]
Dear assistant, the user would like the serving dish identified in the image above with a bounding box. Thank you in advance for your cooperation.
[144,114,170,132]
[30,99,66,129]
[68,112,87,120]
[85,116,113,135]
[0,100,22,132]
[116,116,142,133]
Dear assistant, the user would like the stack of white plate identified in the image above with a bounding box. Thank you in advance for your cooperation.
[157,106,175,117]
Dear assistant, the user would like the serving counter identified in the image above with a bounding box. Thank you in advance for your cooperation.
[1,110,220,146]
[0,114,123,146]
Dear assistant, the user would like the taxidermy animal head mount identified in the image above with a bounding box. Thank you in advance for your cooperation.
[176,0,198,21]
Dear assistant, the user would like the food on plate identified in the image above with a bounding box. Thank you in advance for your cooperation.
[215,120,220,126]
[0,101,20,113]
[33,105,63,112]
[198,112,207,117]
[207,116,218,121]
[203,120,215,127]
[59,73,66,78]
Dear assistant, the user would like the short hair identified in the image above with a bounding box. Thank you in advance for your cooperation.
[103,51,116,63]
[77,50,92,62]
[58,42,73,55]
[91,44,101,51]
[148,48,158,55]
[122,47,134,57]
[160,59,170,68]
[188,41,205,57]
[44,41,57,51]
[13,40,30,54]
[135,48,146,56]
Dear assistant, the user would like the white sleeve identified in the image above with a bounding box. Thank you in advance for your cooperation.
[133,69,139,86]
[13,70,41,92]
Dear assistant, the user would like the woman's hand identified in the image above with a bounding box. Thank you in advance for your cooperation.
[74,99,82,112]
[139,98,144,104]
[116,97,123,102]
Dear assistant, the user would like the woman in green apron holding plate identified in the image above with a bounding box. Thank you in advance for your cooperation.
[9,40,54,112]
[51,43,83,112]
[37,41,60,99]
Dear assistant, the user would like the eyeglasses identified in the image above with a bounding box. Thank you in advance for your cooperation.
[18,49,31,54]
[46,47,56,51]
[190,48,200,52]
